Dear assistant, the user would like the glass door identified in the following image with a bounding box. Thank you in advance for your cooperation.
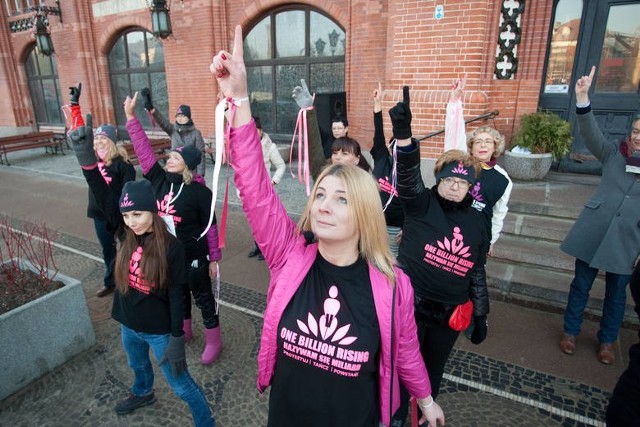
[539,0,640,173]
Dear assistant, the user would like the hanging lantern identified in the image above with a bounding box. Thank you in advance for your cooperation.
[34,14,54,56]
[150,0,172,39]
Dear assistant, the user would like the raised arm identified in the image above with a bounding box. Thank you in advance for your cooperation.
[370,82,388,161]
[444,76,467,152]
[124,92,159,175]
[293,79,326,181]
[211,25,297,270]
[574,66,615,161]
[390,86,430,214]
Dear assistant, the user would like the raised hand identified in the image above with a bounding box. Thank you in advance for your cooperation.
[373,82,383,113]
[575,66,596,105]
[69,82,82,105]
[292,79,314,109]
[389,86,412,140]
[124,92,139,120]
[68,113,97,167]
[210,25,248,101]
[450,74,466,102]
[141,88,154,111]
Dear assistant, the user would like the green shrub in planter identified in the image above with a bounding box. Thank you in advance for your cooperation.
[512,111,573,160]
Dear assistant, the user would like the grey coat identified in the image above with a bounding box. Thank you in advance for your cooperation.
[560,111,640,275]
[152,109,206,176]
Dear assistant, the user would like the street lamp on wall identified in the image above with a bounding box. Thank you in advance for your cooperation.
[27,0,63,56]
[149,0,172,39]
[33,13,54,56]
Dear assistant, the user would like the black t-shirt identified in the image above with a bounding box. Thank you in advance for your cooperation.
[268,255,380,427]
[468,166,509,242]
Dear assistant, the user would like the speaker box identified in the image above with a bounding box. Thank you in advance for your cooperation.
[314,92,347,137]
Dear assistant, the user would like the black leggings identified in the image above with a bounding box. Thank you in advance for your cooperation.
[183,258,219,329]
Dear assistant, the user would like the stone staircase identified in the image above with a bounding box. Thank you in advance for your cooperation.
[486,171,637,327]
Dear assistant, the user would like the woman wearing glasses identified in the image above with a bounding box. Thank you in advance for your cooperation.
[389,87,490,423]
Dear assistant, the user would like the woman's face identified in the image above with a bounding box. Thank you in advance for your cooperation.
[331,122,348,139]
[331,150,360,166]
[122,211,154,235]
[630,119,640,152]
[437,176,471,202]
[471,132,496,163]
[93,135,114,159]
[165,152,186,173]
[175,114,189,125]
[310,175,358,246]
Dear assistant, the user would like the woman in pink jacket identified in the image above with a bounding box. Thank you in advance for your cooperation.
[211,26,445,427]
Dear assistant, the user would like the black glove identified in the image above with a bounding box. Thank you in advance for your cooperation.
[292,79,313,109]
[141,88,154,111]
[388,86,412,139]
[159,335,186,377]
[68,113,97,167]
[69,82,82,105]
[471,315,488,345]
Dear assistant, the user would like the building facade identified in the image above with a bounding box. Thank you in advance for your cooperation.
[1,0,638,171]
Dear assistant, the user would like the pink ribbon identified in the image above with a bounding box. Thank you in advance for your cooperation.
[289,107,313,195]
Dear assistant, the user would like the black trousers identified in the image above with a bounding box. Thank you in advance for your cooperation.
[184,257,219,329]
[393,297,459,423]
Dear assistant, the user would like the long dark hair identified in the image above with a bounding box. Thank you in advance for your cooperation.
[114,214,171,295]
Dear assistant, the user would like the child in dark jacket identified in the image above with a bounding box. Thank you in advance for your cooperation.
[67,113,215,427]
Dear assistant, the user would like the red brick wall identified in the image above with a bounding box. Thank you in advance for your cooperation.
[0,0,554,160]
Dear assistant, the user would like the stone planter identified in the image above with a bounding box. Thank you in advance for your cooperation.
[504,150,554,181]
[0,260,95,401]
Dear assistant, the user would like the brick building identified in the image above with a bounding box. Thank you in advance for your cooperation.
[1,0,638,171]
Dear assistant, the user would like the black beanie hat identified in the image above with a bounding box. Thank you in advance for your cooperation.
[119,179,158,213]
[176,105,192,120]
[174,145,202,171]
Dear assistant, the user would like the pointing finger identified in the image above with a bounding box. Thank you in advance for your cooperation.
[301,79,309,93]
[232,24,244,59]
[588,65,596,80]
[402,86,410,107]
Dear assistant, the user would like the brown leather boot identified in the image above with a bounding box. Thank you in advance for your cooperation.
[597,343,615,365]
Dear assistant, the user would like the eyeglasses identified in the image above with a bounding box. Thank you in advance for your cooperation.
[440,177,471,190]
[473,138,495,146]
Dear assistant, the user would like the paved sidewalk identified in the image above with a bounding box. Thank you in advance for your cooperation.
[0,148,637,426]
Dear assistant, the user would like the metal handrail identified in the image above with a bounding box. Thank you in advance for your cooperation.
[417,110,500,141]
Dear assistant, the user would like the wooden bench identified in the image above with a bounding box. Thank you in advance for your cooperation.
[0,131,64,166]
[121,139,171,166]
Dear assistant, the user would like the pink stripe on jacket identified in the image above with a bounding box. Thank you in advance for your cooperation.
[229,120,432,426]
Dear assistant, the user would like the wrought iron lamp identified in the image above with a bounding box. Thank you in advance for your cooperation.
[33,13,54,55]
[28,0,62,56]
[149,0,172,39]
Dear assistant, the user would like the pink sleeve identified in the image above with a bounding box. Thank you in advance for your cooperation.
[207,223,222,261]
[126,117,157,175]
[229,121,297,269]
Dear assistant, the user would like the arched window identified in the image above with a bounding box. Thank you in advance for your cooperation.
[108,29,168,138]
[25,46,63,126]
[244,7,345,139]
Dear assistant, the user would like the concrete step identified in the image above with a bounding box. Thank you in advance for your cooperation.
[486,258,637,326]
[491,234,575,273]
[501,212,576,243]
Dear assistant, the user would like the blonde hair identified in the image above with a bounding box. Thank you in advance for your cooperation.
[296,164,396,283]
[94,140,130,166]
[466,126,506,158]
[181,168,193,185]
[434,149,480,179]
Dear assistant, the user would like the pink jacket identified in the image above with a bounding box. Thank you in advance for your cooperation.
[229,120,431,426]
